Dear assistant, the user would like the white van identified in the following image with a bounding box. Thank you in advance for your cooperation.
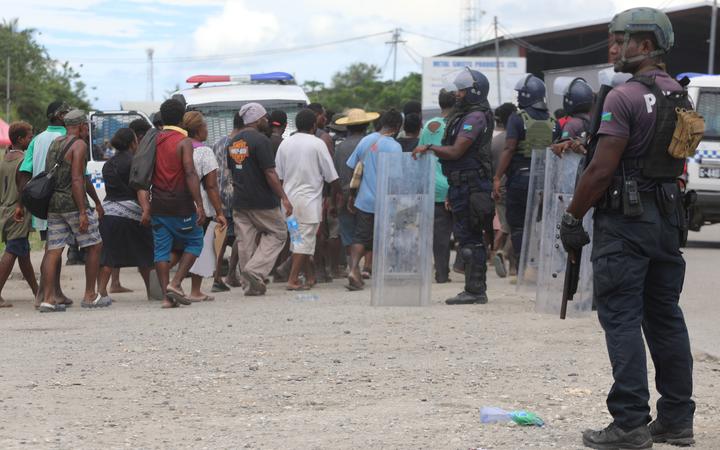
[171,72,310,146]
[684,75,720,231]
[86,110,153,202]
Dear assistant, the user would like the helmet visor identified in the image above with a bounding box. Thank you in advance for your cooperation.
[514,74,532,91]
[451,68,476,91]
[552,77,577,96]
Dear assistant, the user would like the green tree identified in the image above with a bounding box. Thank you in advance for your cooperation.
[1,19,91,131]
[304,63,421,114]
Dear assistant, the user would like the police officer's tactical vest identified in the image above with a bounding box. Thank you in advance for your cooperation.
[622,75,692,180]
[442,107,494,178]
[517,110,555,158]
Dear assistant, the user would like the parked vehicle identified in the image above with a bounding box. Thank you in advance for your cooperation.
[684,75,720,231]
[87,110,152,202]
[171,72,310,146]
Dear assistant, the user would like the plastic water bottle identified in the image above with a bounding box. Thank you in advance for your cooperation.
[286,215,302,245]
[295,294,319,302]
[480,406,512,424]
[480,406,544,427]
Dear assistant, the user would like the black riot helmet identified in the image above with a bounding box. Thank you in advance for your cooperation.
[563,78,594,114]
[514,74,547,109]
[452,67,490,106]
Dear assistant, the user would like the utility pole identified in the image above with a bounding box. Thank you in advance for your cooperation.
[494,16,502,104]
[146,48,155,101]
[386,28,405,82]
[710,0,718,74]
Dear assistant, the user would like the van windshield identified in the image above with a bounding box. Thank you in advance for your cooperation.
[697,88,720,140]
[190,100,307,145]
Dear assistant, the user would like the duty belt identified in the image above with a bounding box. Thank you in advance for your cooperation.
[448,169,487,185]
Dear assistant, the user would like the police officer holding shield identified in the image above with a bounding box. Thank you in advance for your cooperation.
[560,7,696,449]
[493,75,554,266]
[557,77,594,141]
[413,68,495,305]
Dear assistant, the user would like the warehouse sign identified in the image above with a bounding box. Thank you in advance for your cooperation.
[422,56,527,110]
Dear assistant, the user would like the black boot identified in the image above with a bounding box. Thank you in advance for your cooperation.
[648,419,694,446]
[446,245,488,305]
[582,423,652,449]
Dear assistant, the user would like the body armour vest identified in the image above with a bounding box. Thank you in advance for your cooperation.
[517,110,555,158]
[623,75,692,180]
[441,108,494,178]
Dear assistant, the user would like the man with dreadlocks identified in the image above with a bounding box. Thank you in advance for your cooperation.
[413,67,495,305]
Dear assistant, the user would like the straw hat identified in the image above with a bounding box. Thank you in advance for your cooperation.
[335,108,380,126]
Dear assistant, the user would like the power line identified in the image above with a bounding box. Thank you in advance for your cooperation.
[497,22,607,55]
[403,43,425,60]
[62,30,394,64]
[402,29,461,46]
[401,44,421,66]
[380,45,394,75]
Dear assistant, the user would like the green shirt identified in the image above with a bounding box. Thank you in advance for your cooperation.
[19,125,67,174]
[418,116,449,203]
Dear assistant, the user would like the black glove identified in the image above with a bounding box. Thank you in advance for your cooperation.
[560,220,590,253]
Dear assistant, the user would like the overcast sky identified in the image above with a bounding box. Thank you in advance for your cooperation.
[0,0,704,109]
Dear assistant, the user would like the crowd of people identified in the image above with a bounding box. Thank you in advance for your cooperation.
[0,81,581,311]
[0,6,700,449]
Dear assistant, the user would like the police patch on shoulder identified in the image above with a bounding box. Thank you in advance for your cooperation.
[463,124,473,132]
[601,112,613,122]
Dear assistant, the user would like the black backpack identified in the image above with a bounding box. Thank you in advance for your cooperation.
[21,137,78,220]
[129,128,159,191]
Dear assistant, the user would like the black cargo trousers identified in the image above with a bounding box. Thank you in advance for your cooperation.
[591,190,695,431]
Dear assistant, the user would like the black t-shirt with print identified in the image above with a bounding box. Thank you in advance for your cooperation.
[227,129,279,210]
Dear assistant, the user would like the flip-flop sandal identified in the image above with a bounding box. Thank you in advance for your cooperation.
[361,270,371,279]
[58,298,74,307]
[166,286,192,305]
[286,285,310,291]
[189,295,215,302]
[211,281,230,292]
[345,280,364,291]
[39,302,66,313]
[240,271,266,294]
[82,294,112,309]
[0,300,13,308]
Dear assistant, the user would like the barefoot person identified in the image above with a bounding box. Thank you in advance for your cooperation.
[41,110,105,312]
[275,109,340,290]
[0,122,39,307]
[147,99,206,309]
[96,128,155,303]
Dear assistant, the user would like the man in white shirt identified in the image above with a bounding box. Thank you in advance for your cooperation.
[275,109,340,290]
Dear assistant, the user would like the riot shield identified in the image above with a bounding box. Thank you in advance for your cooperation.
[535,151,594,316]
[517,148,546,289]
[371,152,435,307]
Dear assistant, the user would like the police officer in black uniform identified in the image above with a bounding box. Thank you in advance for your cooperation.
[560,7,696,449]
[557,77,594,142]
[493,75,554,265]
[413,68,495,305]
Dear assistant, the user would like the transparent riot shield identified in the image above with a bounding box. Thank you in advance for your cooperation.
[517,148,547,290]
[535,151,594,316]
[371,152,435,306]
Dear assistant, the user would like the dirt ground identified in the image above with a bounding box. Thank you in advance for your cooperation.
[0,249,718,450]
